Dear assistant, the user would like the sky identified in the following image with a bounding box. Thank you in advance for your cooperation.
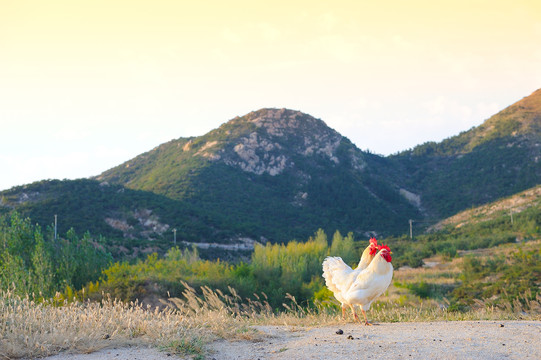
[1,0,541,191]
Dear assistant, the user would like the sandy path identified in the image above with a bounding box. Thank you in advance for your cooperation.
[209,321,541,360]
[44,346,182,360]
[45,321,541,360]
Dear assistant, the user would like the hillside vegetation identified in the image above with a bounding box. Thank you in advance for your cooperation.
[84,192,539,310]
[0,179,209,258]
[4,181,538,308]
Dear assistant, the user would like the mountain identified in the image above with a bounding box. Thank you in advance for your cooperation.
[383,88,541,220]
[1,90,540,256]
[96,108,420,242]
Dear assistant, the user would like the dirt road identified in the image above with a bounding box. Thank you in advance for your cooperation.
[45,321,541,360]
[210,321,541,360]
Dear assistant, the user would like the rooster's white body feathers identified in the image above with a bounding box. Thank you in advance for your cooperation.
[343,252,393,311]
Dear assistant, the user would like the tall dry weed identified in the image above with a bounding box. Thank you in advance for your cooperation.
[3,283,540,359]
[0,290,203,359]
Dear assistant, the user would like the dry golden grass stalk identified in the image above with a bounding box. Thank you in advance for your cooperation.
[0,290,204,359]
[3,280,540,359]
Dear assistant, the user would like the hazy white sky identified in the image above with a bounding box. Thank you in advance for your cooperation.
[1,0,540,191]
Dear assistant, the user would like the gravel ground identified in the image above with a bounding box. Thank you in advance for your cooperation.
[44,321,541,360]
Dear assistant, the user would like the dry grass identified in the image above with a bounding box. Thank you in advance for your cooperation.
[164,281,340,331]
[0,283,339,359]
[3,283,541,360]
[167,277,541,332]
[0,291,204,359]
[369,292,541,323]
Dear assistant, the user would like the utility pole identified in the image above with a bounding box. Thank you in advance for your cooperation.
[409,219,413,240]
[510,210,514,226]
[173,228,177,245]
[54,214,58,240]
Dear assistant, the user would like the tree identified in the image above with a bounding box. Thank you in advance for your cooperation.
[0,251,30,294]
[30,229,54,296]
[330,230,344,256]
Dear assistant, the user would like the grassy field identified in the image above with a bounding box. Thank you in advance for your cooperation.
[2,240,540,360]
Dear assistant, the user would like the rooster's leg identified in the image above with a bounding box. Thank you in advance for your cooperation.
[361,309,372,326]
[349,304,363,325]
[341,304,347,319]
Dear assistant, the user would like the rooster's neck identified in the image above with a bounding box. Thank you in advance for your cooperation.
[357,247,373,269]
[370,254,393,275]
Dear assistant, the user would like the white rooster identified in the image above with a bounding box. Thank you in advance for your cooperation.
[322,238,379,319]
[343,245,393,325]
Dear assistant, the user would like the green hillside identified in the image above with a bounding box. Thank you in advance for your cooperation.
[0,179,205,257]
[385,184,541,269]
[386,88,541,219]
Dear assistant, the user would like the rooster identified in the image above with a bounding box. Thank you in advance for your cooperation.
[343,245,393,325]
[322,238,379,319]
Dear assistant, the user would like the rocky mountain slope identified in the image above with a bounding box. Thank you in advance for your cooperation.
[96,108,420,242]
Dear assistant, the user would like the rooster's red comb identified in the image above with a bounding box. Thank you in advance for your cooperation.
[368,238,379,255]
[378,244,391,252]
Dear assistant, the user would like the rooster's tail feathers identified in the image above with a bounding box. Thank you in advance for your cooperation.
[322,256,350,292]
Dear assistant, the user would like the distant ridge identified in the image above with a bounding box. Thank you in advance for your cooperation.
[398,88,541,157]
[431,184,541,231]
[386,88,541,219]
